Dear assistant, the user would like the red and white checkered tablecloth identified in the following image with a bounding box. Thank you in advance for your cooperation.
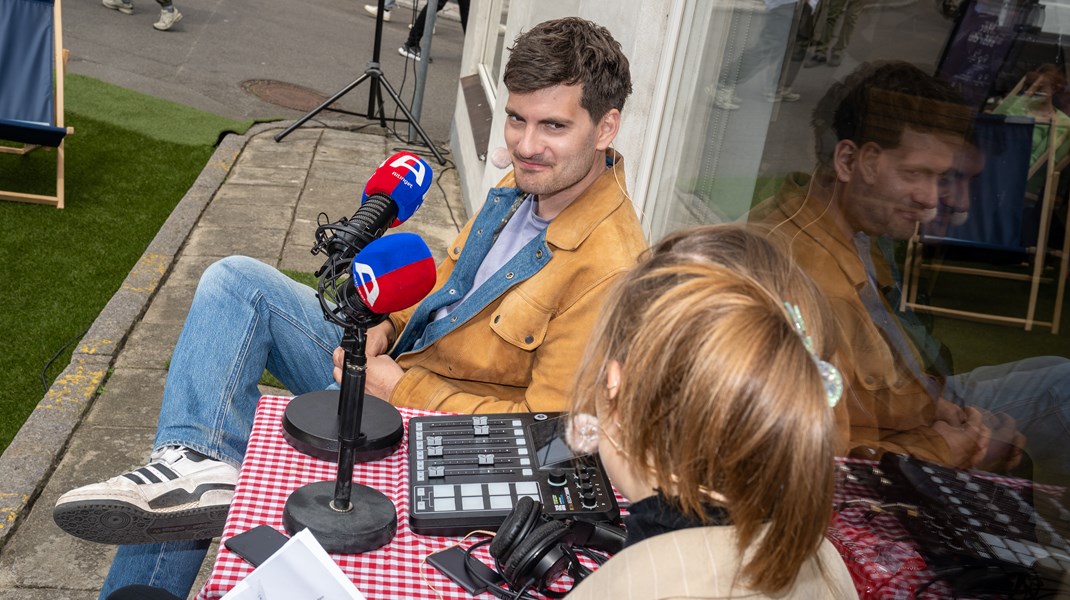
[195,396,1058,600]
[829,462,944,600]
[195,395,493,600]
[829,458,1065,599]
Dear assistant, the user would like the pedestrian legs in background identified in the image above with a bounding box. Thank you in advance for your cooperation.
[101,0,182,31]
[153,0,182,31]
[363,0,396,22]
[399,0,469,63]
[805,0,859,67]
[711,0,801,109]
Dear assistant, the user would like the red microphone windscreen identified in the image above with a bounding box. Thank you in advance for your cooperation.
[351,233,436,314]
[361,151,435,226]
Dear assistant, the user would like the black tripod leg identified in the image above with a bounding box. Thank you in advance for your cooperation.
[366,75,389,129]
[376,75,446,165]
[275,72,373,142]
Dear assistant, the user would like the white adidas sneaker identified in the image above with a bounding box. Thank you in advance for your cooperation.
[53,446,238,545]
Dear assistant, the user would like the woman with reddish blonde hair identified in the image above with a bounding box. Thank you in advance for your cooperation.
[566,224,856,599]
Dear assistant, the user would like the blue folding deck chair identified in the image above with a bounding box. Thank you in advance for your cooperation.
[901,113,1070,333]
[0,0,71,208]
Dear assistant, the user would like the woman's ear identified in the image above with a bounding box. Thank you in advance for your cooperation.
[606,360,622,400]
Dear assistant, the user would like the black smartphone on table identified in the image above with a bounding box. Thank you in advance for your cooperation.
[427,545,506,596]
[223,524,290,568]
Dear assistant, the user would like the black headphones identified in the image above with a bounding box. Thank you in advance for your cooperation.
[482,496,627,598]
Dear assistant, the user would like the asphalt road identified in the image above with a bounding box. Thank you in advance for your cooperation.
[64,0,464,144]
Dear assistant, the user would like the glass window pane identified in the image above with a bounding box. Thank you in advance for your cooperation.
[646,0,1070,504]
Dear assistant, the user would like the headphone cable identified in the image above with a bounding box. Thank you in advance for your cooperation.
[463,538,541,600]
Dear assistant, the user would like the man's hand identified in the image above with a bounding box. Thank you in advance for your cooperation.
[333,321,398,385]
[366,320,397,357]
[978,412,1026,472]
[332,346,345,386]
[933,397,966,426]
[332,345,405,400]
[932,406,991,469]
[365,354,405,400]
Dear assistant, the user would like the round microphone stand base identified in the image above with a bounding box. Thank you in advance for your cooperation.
[282,481,397,554]
[282,390,404,462]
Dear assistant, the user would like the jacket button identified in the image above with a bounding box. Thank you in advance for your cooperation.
[494,315,501,323]
[864,376,876,385]
[505,272,514,280]
[477,228,483,235]
[454,247,461,254]
[525,335,534,344]
[494,197,500,203]
[449,289,457,295]
[535,250,543,259]
[450,316,458,323]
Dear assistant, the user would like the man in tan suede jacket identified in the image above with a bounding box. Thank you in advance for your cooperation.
[337,17,646,414]
[752,61,1070,483]
[53,17,646,600]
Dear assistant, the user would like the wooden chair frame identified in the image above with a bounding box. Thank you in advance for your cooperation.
[901,114,1070,334]
[0,0,73,209]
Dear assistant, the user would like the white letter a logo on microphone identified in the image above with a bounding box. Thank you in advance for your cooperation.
[389,154,428,187]
[352,261,380,308]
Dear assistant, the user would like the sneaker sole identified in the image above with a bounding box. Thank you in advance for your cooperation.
[104,3,134,14]
[53,499,228,544]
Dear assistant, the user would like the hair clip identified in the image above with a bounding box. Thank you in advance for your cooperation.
[784,302,844,408]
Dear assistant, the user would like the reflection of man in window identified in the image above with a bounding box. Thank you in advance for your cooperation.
[750,61,1070,485]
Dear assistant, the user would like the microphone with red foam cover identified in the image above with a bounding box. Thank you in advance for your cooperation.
[361,151,433,227]
[350,232,437,315]
[320,151,434,260]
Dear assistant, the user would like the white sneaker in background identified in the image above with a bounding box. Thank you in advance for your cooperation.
[363,4,391,22]
[102,0,134,15]
[153,8,182,30]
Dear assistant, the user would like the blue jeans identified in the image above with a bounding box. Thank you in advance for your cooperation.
[100,256,342,600]
[946,355,1070,484]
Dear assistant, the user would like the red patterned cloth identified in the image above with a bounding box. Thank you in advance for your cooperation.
[197,396,1053,600]
[195,396,490,600]
[830,461,945,600]
[829,458,1062,599]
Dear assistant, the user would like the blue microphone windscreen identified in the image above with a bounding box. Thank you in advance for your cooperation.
[351,232,436,314]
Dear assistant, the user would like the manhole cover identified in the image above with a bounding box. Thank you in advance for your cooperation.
[242,79,331,112]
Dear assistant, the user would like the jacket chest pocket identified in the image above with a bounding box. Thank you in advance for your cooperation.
[490,292,552,351]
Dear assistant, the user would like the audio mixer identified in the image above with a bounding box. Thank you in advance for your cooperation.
[407,413,620,537]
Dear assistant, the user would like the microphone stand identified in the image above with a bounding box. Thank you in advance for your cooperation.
[282,226,405,462]
[273,0,445,165]
[282,323,397,553]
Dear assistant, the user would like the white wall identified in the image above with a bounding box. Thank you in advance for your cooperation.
[450,0,676,225]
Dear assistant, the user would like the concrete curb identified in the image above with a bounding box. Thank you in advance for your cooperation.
[0,125,249,549]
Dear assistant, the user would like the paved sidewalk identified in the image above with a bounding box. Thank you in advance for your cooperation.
[0,121,464,599]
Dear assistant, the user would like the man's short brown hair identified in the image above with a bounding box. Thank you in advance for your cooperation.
[503,17,632,121]
[812,61,974,165]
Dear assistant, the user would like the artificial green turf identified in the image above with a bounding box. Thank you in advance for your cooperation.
[65,74,251,146]
[0,76,253,453]
[922,271,1070,372]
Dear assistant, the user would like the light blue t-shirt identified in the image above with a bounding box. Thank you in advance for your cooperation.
[433,195,550,322]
